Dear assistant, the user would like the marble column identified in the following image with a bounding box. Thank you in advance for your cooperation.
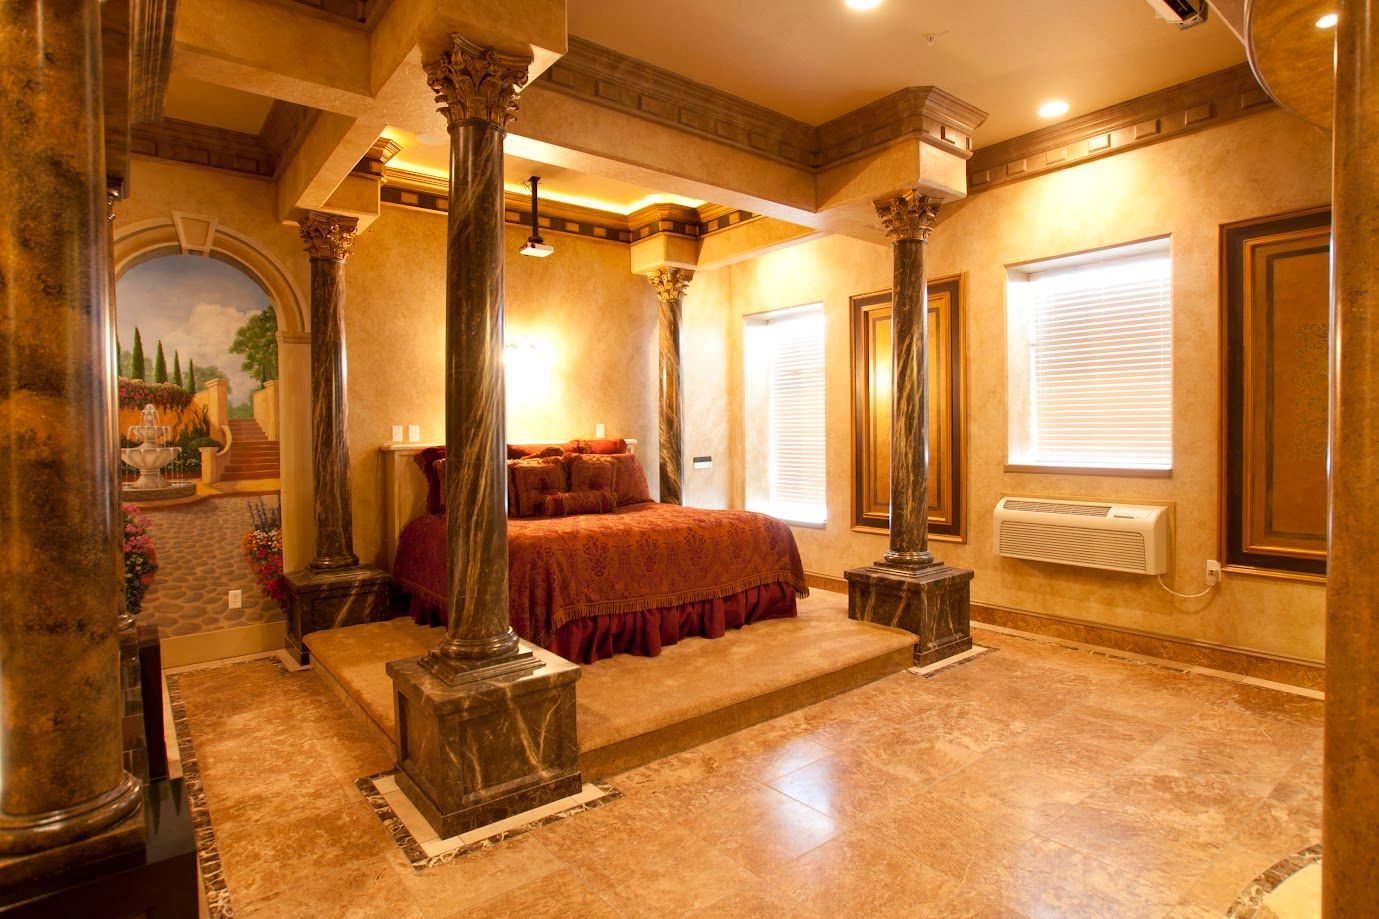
[284,214,390,664]
[648,267,693,505]
[845,191,973,666]
[1324,1,1379,911]
[0,0,144,870]
[301,213,361,570]
[388,35,581,840]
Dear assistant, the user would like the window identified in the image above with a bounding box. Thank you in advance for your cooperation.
[744,305,826,525]
[1007,239,1172,471]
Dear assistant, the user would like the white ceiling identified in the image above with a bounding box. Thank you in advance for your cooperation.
[566,0,1247,145]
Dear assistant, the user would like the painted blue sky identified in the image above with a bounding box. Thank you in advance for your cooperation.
[117,255,271,406]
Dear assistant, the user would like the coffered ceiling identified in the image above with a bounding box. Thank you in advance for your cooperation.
[566,0,1246,145]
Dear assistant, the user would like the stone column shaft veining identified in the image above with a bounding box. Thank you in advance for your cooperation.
[0,0,142,855]
[648,267,693,506]
[425,38,531,670]
[877,193,941,569]
[1325,0,1379,910]
[300,213,361,570]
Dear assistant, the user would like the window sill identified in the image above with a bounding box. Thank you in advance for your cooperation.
[780,518,827,530]
[1004,464,1173,478]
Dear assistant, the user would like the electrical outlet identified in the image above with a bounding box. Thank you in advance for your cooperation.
[228,589,243,610]
[1205,560,1222,586]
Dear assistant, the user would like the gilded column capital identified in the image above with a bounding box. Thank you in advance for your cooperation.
[425,36,531,131]
[299,212,359,261]
[875,192,942,243]
[647,267,694,302]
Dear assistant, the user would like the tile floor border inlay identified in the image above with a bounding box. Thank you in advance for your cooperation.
[1227,843,1323,918]
[908,644,995,678]
[356,771,624,871]
[166,670,235,919]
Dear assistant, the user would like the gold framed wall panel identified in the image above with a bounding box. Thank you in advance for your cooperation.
[1220,206,1330,581]
[850,275,966,541]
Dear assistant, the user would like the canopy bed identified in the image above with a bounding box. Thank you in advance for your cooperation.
[380,439,808,664]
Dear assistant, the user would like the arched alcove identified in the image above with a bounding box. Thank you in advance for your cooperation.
[113,216,314,574]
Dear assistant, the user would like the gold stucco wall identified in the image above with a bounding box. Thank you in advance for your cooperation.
[712,108,1332,663]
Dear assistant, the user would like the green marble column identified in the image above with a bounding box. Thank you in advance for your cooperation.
[648,267,693,506]
[0,0,143,860]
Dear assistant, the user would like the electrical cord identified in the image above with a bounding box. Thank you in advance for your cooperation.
[1156,572,1217,599]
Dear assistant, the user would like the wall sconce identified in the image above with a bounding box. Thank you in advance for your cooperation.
[518,176,554,258]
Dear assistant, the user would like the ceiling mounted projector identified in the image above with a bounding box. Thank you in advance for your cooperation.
[519,175,554,258]
[1144,0,1208,28]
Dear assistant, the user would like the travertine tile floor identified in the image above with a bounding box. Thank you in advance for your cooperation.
[173,622,1322,918]
[141,494,283,636]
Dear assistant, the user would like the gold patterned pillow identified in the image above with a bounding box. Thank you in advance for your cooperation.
[536,490,616,517]
[510,461,567,517]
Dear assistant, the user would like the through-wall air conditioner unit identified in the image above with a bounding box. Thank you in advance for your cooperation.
[994,497,1169,575]
[1144,0,1208,28]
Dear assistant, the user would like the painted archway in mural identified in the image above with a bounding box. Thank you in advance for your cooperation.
[113,214,313,581]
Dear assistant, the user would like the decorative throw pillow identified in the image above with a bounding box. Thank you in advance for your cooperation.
[536,490,616,517]
[508,444,563,460]
[569,454,617,494]
[413,445,447,515]
[431,458,446,512]
[562,439,593,455]
[510,461,567,517]
[607,452,653,506]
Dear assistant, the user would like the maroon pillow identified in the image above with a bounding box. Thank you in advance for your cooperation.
[536,490,616,517]
[586,438,628,455]
[509,444,562,459]
[569,454,617,493]
[414,446,447,515]
[562,439,593,455]
[510,461,567,517]
[607,453,652,506]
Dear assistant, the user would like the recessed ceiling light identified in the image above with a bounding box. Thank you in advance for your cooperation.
[1316,12,1338,27]
[844,0,883,10]
[1038,99,1070,119]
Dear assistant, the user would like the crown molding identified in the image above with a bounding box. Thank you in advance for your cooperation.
[538,38,987,173]
[967,64,1273,194]
[131,118,276,178]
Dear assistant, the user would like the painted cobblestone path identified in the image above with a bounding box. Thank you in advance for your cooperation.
[138,495,284,637]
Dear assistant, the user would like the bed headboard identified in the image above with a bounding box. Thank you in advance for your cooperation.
[378,439,639,572]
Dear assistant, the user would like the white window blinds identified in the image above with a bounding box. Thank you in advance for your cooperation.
[1014,247,1173,470]
[748,307,826,524]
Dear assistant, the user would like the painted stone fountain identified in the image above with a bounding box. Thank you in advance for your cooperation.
[120,403,196,501]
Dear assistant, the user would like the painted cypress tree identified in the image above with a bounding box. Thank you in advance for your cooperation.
[131,328,146,381]
[187,359,196,393]
[173,351,183,388]
[154,341,168,384]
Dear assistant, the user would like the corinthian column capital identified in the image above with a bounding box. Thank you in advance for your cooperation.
[299,212,359,261]
[647,267,694,302]
[875,192,942,243]
[425,36,531,131]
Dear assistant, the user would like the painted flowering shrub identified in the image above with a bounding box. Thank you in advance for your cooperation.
[122,503,157,614]
[118,377,194,412]
[244,499,288,609]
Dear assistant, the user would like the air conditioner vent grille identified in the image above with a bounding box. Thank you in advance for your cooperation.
[999,521,1147,573]
[1001,499,1112,517]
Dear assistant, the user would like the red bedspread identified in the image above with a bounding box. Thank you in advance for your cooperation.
[392,503,808,661]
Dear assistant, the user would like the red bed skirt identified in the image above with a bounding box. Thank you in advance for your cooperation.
[395,581,798,665]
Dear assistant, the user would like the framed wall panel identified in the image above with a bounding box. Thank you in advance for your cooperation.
[850,275,966,541]
[1220,206,1330,581]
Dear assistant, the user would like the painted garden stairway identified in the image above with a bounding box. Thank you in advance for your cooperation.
[221,418,279,481]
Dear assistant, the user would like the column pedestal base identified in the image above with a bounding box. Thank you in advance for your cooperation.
[387,640,582,840]
[285,565,391,664]
[845,563,974,666]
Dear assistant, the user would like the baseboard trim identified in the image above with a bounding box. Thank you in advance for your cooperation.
[159,620,287,670]
[970,602,1323,692]
[804,571,849,593]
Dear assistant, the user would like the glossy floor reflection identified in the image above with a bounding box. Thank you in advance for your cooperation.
[173,622,1322,918]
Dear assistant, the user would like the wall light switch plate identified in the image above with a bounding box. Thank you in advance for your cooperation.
[228,589,243,610]
[407,425,421,443]
[391,425,404,443]
[692,456,712,470]
[595,423,606,438]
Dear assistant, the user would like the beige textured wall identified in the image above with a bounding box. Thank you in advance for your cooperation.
[711,109,1332,662]
[681,266,733,508]
[116,158,661,572]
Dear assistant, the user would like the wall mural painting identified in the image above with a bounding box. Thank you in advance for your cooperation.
[116,254,287,639]
[850,275,967,541]
[1221,207,1331,581]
